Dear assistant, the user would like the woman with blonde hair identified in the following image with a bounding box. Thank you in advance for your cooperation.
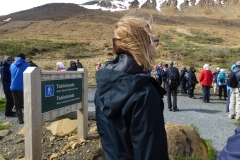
[199,64,213,103]
[94,16,169,159]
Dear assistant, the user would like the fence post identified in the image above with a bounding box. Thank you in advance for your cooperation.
[77,68,88,140]
[24,67,42,160]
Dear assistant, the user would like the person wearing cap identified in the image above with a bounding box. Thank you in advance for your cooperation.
[162,63,169,89]
[212,67,220,95]
[10,53,29,124]
[0,56,15,117]
[228,61,240,120]
[25,58,38,67]
[199,64,213,103]
[163,61,180,112]
[179,66,188,94]
[67,61,77,71]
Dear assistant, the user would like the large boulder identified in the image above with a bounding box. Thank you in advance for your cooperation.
[165,123,208,159]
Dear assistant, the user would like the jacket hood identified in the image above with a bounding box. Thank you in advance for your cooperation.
[231,64,236,70]
[2,56,12,66]
[95,54,150,118]
[189,66,195,72]
[14,57,27,67]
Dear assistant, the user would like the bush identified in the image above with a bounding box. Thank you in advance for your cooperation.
[0,98,5,112]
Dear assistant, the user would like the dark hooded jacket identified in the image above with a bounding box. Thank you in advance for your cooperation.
[217,126,240,160]
[28,61,38,67]
[188,67,198,86]
[10,57,29,91]
[67,61,77,71]
[0,56,12,94]
[94,54,169,160]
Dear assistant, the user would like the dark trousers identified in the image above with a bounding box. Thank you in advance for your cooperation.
[4,93,14,115]
[167,85,178,109]
[11,91,23,111]
[188,84,196,98]
[180,80,187,94]
[219,85,227,98]
[202,86,211,102]
[226,90,230,113]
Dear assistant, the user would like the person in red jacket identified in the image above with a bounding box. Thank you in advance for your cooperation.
[199,64,213,103]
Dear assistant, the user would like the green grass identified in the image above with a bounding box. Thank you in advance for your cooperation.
[0,98,5,112]
[0,121,13,131]
[234,120,240,126]
[0,39,93,58]
[159,29,240,69]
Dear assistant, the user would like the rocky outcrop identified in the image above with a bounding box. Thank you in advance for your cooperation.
[165,123,208,159]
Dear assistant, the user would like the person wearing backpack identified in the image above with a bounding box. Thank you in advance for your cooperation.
[217,69,227,100]
[199,64,213,103]
[164,61,180,112]
[188,66,199,99]
[179,66,188,94]
[228,61,240,120]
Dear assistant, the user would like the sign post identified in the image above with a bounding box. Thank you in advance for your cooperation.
[24,67,88,160]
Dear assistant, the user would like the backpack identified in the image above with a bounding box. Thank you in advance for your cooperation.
[184,71,189,81]
[168,68,178,88]
[226,70,240,87]
[219,72,226,83]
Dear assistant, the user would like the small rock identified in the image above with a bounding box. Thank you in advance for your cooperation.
[89,126,98,134]
[68,135,76,141]
[0,130,11,138]
[0,154,5,160]
[17,127,24,135]
[62,143,71,151]
[50,153,58,160]
[86,150,90,153]
[16,139,24,144]
[49,136,56,142]
[61,151,65,155]
[71,142,81,149]
[79,139,86,144]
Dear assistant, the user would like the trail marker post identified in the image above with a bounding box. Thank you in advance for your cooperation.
[23,67,88,160]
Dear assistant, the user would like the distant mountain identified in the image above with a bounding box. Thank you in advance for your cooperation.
[0,3,95,21]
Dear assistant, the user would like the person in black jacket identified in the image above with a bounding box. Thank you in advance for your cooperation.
[0,56,15,117]
[66,61,77,71]
[25,58,38,67]
[162,61,180,112]
[188,66,199,99]
[94,16,169,160]
[179,66,188,94]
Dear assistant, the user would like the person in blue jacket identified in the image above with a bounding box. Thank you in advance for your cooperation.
[94,16,169,160]
[10,53,29,124]
[0,56,15,117]
[217,126,240,160]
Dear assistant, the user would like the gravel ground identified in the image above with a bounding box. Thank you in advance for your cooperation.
[89,88,237,155]
[0,88,237,157]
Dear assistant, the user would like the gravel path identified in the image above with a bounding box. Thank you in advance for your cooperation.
[88,88,236,155]
[0,88,237,156]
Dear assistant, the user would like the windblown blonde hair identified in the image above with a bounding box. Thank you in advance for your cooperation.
[113,16,155,70]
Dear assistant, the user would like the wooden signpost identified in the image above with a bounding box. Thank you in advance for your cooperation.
[23,67,88,160]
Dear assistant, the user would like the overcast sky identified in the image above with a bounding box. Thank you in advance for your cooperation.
[0,0,93,16]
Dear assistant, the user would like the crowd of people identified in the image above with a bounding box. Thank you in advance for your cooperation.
[0,54,84,124]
